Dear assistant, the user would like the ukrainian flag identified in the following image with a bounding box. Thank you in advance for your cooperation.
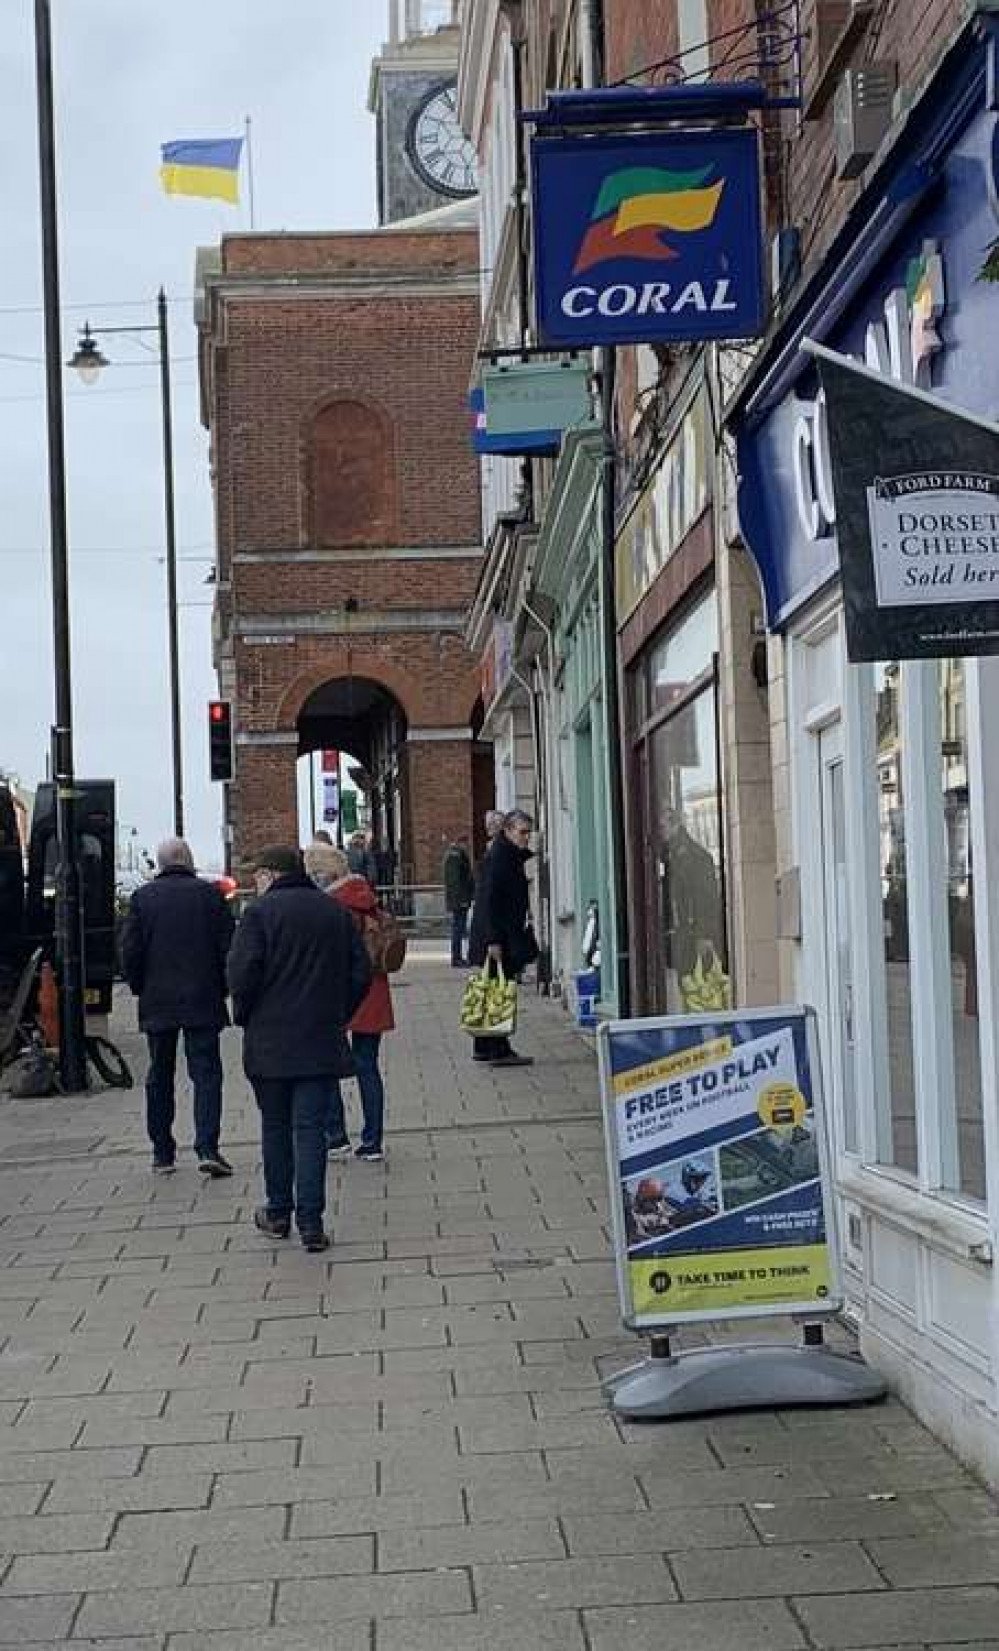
[160,138,243,204]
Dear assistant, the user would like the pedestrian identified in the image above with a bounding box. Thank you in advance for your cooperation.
[121,838,234,1177]
[310,829,334,846]
[347,830,378,888]
[442,832,475,968]
[468,809,538,1068]
[308,845,396,1163]
[228,844,371,1252]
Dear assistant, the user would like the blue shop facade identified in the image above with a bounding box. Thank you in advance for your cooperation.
[732,12,999,1483]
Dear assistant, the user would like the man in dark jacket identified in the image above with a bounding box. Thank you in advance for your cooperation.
[442,834,475,968]
[227,844,371,1253]
[121,838,234,1178]
[468,810,536,1069]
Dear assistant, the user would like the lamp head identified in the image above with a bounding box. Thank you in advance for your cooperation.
[68,324,109,385]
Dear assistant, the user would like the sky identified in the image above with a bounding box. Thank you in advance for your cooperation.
[1,1,386,870]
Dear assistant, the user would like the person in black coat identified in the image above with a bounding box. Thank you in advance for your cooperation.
[227,844,371,1252]
[121,839,235,1178]
[442,834,475,968]
[467,810,537,1069]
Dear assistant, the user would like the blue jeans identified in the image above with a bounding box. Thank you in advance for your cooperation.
[326,1032,384,1150]
[252,1077,329,1236]
[145,1026,223,1162]
[450,907,469,967]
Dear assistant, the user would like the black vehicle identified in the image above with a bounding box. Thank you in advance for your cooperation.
[24,780,117,1017]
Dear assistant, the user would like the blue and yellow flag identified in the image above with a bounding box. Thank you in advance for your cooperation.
[160,138,243,204]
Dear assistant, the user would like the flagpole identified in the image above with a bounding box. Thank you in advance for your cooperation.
[244,115,256,229]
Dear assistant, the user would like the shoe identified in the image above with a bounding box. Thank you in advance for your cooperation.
[354,1143,384,1162]
[301,1230,332,1253]
[198,1152,233,1178]
[326,1137,352,1160]
[151,1158,176,1176]
[254,1206,291,1240]
[489,1053,534,1069]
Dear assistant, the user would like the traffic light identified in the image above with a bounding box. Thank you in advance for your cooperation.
[208,700,233,782]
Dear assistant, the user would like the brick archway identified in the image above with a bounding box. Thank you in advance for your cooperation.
[274,657,425,734]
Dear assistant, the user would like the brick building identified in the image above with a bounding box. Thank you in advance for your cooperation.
[197,3,488,887]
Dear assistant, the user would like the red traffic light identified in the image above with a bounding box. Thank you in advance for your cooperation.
[208,700,233,782]
[209,701,227,723]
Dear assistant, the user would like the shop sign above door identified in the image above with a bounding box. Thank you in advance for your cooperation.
[531,128,766,348]
[810,341,999,660]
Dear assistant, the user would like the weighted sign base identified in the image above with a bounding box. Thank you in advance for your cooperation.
[604,1333,886,1420]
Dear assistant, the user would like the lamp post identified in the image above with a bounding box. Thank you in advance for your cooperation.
[69,293,184,839]
[33,0,88,1093]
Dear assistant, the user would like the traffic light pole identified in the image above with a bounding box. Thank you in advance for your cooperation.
[34,0,88,1094]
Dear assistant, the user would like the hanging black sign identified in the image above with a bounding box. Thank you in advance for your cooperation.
[808,342,999,661]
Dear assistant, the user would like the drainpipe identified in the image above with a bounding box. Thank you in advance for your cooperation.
[583,0,632,1017]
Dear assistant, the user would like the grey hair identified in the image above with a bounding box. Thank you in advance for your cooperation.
[484,809,505,837]
[504,809,534,831]
[304,844,348,890]
[156,838,195,872]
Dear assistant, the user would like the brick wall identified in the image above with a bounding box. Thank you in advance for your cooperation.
[202,226,486,878]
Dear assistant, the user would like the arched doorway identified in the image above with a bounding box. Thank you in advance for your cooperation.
[296,676,408,886]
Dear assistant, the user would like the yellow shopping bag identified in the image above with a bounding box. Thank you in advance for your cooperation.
[460,959,518,1037]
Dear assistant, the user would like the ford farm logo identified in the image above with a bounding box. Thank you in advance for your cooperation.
[532,129,765,347]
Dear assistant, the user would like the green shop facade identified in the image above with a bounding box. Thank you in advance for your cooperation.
[526,429,623,1019]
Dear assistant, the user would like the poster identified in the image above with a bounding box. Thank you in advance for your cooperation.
[597,1008,840,1327]
[810,343,999,660]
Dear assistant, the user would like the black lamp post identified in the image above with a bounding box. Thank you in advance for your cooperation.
[33,0,88,1093]
[69,293,184,839]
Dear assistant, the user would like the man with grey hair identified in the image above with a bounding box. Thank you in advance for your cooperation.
[122,839,235,1176]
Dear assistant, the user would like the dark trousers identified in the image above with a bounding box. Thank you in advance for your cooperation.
[450,907,469,967]
[327,1032,385,1149]
[473,1035,513,1061]
[251,1076,328,1236]
[145,1026,223,1163]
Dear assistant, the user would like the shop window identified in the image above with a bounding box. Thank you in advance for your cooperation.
[874,662,918,1176]
[650,680,728,1015]
[645,590,718,718]
[939,659,985,1202]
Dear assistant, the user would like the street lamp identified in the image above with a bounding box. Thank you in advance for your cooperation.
[33,0,88,1093]
[68,292,184,839]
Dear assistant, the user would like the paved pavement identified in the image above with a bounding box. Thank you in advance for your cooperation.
[0,944,997,1649]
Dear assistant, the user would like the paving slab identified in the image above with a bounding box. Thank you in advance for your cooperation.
[0,956,993,1648]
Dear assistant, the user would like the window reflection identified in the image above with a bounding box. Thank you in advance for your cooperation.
[653,687,728,1015]
[875,663,918,1175]
[940,659,985,1202]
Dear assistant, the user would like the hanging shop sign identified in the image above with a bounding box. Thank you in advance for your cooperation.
[616,385,711,619]
[597,1006,839,1327]
[481,359,596,456]
[470,386,559,457]
[811,343,999,660]
[531,128,765,348]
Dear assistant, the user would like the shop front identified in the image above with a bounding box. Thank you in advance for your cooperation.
[617,381,729,1016]
[733,13,999,1483]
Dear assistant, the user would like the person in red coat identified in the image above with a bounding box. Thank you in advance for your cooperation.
[304,845,394,1162]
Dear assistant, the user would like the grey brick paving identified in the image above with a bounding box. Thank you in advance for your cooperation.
[0,954,996,1646]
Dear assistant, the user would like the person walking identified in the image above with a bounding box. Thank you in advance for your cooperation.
[228,844,371,1252]
[443,833,475,968]
[347,830,378,889]
[309,846,396,1163]
[468,809,537,1069]
[121,838,234,1177]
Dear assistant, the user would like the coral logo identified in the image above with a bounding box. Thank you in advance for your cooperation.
[573,164,726,275]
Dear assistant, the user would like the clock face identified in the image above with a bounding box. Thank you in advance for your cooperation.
[407,81,477,198]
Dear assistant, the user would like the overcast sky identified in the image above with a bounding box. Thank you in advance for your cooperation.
[1,1,386,869]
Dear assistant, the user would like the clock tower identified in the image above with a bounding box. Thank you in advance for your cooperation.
[369,0,477,225]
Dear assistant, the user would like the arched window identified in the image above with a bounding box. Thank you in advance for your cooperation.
[307,399,397,548]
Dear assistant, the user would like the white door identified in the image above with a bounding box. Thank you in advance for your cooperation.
[819,722,859,1157]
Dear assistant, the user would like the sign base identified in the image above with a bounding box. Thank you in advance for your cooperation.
[604,1336,887,1420]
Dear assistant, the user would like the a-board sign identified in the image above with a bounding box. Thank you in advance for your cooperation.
[597,1007,840,1328]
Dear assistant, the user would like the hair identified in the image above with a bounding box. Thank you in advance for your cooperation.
[349,831,367,848]
[484,809,505,837]
[504,809,534,831]
[303,844,349,890]
[251,844,301,877]
[156,838,195,872]
[310,829,334,845]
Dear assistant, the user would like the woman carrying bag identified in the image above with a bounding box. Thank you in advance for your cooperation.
[467,809,537,1069]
